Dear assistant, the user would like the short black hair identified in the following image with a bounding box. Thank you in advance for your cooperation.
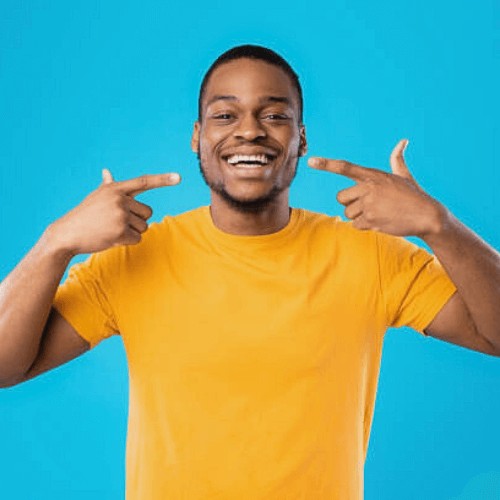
[198,44,303,124]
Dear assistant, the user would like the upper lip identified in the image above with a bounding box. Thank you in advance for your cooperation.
[222,149,278,159]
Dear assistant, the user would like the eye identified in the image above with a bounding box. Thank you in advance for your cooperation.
[212,113,233,120]
[263,114,289,121]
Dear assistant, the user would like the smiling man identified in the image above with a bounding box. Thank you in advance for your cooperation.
[0,45,499,499]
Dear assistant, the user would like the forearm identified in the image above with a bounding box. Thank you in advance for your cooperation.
[0,224,73,384]
[423,205,500,349]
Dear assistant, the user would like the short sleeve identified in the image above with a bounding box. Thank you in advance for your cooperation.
[376,231,457,335]
[53,248,121,349]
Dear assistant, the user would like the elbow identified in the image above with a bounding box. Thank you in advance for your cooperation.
[0,373,25,389]
[483,340,500,358]
[483,333,500,358]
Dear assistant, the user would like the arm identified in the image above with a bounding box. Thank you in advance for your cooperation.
[0,230,89,387]
[0,170,181,388]
[308,139,500,356]
[422,210,500,355]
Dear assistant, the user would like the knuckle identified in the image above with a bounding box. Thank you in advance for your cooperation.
[109,191,124,207]
[113,218,127,236]
[364,191,374,203]
[364,210,375,221]
[117,211,128,225]
[365,185,377,199]
[365,178,376,189]
[108,184,121,197]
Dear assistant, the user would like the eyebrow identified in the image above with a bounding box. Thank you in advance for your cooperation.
[206,95,292,107]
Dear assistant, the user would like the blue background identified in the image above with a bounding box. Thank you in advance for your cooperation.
[1,1,499,498]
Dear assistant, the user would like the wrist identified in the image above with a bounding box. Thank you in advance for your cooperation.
[419,200,455,244]
[41,221,79,262]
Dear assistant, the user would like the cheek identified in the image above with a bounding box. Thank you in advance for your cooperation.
[283,132,301,158]
[197,140,213,164]
[200,127,228,153]
[198,131,227,170]
[280,126,300,146]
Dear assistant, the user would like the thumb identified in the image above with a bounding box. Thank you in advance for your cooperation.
[390,139,415,181]
[102,168,114,185]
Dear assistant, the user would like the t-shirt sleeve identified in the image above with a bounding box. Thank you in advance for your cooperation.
[53,248,121,349]
[375,231,457,335]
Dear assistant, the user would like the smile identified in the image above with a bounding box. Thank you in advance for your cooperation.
[223,153,276,169]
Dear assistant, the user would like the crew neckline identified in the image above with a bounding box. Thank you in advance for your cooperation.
[199,205,302,249]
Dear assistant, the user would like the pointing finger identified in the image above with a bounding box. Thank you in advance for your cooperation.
[116,173,182,197]
[102,168,114,185]
[308,157,378,181]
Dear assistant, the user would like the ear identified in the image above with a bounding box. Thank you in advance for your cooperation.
[298,124,308,157]
[191,121,201,153]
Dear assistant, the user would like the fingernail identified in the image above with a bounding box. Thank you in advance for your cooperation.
[170,173,180,182]
[308,157,322,167]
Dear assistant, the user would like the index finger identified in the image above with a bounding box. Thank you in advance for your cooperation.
[307,157,379,181]
[115,173,181,196]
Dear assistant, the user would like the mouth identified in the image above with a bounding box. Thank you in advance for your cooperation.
[222,153,277,169]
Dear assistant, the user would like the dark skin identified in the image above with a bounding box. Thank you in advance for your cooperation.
[0,56,498,390]
[191,58,307,235]
[191,57,500,357]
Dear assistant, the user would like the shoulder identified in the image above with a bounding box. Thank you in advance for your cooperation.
[294,209,436,268]
[125,206,207,247]
[297,208,428,259]
[295,208,378,247]
[152,206,206,234]
[78,207,206,273]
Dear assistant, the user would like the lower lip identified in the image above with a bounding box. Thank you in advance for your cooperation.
[224,160,274,176]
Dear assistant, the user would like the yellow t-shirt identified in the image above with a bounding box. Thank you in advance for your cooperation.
[53,206,456,499]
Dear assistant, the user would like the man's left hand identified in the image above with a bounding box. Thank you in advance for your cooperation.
[308,139,447,238]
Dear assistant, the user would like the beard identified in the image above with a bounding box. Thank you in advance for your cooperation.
[197,149,300,214]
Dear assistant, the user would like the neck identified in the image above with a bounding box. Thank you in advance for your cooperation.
[209,191,291,236]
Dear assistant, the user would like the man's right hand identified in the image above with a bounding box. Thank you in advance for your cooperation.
[48,169,181,256]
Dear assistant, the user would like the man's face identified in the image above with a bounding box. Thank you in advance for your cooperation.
[191,58,307,212]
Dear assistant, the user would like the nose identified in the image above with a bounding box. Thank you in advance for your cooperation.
[234,113,266,141]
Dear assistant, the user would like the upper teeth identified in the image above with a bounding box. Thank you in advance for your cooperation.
[227,154,270,165]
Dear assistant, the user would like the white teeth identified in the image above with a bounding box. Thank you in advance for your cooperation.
[226,154,270,165]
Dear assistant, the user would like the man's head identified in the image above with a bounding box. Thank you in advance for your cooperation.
[197,45,304,125]
[191,44,307,213]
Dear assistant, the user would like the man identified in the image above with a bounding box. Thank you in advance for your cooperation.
[0,45,498,499]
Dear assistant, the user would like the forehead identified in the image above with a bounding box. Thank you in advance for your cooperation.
[202,58,300,112]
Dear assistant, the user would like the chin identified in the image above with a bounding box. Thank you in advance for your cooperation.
[216,186,283,214]
[198,157,292,213]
